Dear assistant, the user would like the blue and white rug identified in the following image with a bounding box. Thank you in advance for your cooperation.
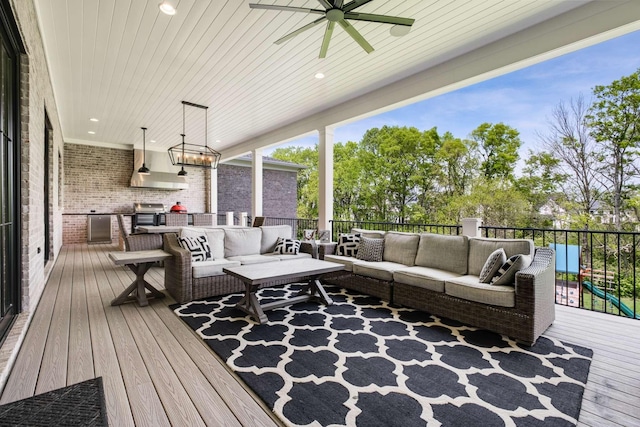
[172,284,592,427]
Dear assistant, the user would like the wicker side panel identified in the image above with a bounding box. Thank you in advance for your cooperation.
[126,233,163,251]
[394,283,536,345]
[163,233,194,303]
[516,247,556,340]
[323,272,392,302]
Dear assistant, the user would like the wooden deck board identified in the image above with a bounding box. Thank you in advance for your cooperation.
[1,243,638,426]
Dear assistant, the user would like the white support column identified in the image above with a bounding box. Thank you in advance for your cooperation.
[318,127,334,231]
[462,218,483,237]
[226,212,234,225]
[252,149,263,221]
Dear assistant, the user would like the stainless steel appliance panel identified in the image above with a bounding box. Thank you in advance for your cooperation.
[88,215,112,243]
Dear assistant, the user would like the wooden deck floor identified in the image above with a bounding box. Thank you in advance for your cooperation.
[1,243,639,427]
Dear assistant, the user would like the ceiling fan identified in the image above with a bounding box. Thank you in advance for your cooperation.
[249,0,415,58]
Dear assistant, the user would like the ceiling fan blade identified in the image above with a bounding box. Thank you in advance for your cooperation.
[344,12,415,26]
[316,0,333,9]
[319,21,336,58]
[334,0,344,8]
[338,19,374,53]
[249,4,325,15]
[274,17,327,45]
[343,0,374,13]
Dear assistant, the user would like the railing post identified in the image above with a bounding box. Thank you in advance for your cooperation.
[462,218,483,237]
[240,212,248,227]
[226,212,234,226]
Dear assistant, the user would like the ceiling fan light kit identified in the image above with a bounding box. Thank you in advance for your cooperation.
[249,0,415,58]
[168,101,222,175]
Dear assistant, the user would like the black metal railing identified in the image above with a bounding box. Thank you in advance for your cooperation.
[330,220,461,240]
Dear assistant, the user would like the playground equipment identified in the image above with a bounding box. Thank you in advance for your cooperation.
[550,243,639,319]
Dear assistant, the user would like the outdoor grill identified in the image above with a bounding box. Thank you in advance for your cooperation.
[133,203,167,230]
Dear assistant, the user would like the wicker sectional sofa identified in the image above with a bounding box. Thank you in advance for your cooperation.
[323,230,556,346]
[163,225,313,303]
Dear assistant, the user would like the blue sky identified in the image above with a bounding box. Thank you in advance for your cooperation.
[266,29,640,158]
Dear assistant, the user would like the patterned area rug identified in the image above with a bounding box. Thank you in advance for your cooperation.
[172,284,592,427]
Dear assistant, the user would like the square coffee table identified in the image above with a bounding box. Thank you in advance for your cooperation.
[223,259,344,324]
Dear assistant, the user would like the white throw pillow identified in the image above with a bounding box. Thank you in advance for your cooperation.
[479,248,506,283]
[178,235,212,262]
[491,254,532,286]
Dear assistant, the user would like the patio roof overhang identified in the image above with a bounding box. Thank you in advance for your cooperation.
[34,1,640,159]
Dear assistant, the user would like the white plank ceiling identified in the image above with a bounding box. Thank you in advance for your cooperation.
[35,0,626,155]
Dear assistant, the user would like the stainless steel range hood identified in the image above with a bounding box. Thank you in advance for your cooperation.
[130,149,189,190]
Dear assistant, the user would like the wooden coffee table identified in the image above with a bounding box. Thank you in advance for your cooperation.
[223,259,344,324]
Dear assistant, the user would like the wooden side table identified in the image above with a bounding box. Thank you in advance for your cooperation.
[108,249,172,306]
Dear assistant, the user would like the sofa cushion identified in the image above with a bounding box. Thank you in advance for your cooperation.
[192,259,241,278]
[491,254,532,286]
[336,233,361,257]
[479,248,506,283]
[274,237,301,255]
[177,235,212,262]
[224,228,262,257]
[393,266,462,293]
[351,228,386,239]
[445,275,515,307]
[324,254,358,272]
[383,232,420,266]
[265,252,313,262]
[260,225,292,253]
[356,237,384,262]
[181,227,225,260]
[415,233,469,274]
[468,238,534,276]
[226,254,281,265]
[353,261,407,281]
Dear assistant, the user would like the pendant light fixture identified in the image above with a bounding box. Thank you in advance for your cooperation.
[168,101,221,175]
[137,127,150,175]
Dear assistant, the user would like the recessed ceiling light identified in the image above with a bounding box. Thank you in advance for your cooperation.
[215,139,221,143]
[90,117,99,122]
[315,72,325,79]
[150,140,156,143]
[159,2,176,15]
[88,131,95,135]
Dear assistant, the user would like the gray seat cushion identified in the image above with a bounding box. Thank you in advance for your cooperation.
[192,259,241,278]
[324,254,359,272]
[224,228,262,257]
[383,232,420,266]
[468,238,534,276]
[445,275,515,307]
[415,233,469,274]
[352,261,407,281]
[260,225,292,254]
[393,266,462,293]
[227,254,281,265]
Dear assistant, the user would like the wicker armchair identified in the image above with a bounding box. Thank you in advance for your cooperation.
[193,213,215,226]
[165,213,189,227]
[117,214,162,251]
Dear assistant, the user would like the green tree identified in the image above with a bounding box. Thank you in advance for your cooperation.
[271,145,318,218]
[471,122,521,180]
[435,132,478,197]
[587,69,640,230]
[333,141,364,220]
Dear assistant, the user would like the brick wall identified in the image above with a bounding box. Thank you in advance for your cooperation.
[63,143,207,243]
[217,164,298,219]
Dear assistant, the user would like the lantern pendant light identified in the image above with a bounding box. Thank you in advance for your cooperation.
[137,127,150,175]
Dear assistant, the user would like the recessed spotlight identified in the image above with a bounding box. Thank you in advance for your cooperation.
[88,131,95,135]
[150,140,156,143]
[215,139,221,143]
[159,2,176,15]
[90,117,99,122]
[315,72,325,79]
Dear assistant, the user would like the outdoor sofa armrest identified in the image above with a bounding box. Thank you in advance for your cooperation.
[514,247,556,319]
[299,241,318,258]
[163,233,194,303]
[124,233,162,251]
[321,242,338,256]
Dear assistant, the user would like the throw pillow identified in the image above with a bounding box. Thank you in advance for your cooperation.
[491,254,532,286]
[336,233,361,257]
[178,235,212,262]
[274,237,301,255]
[479,248,506,283]
[356,237,384,262]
